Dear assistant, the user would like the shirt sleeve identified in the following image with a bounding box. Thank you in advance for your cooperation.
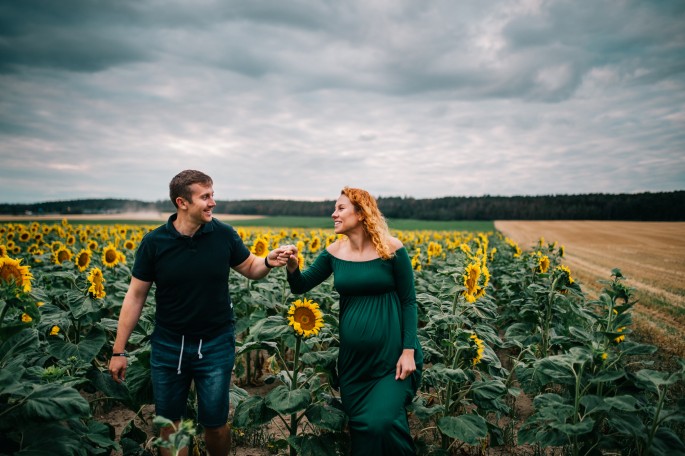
[227,225,251,267]
[287,250,334,294]
[131,234,155,282]
[393,247,418,350]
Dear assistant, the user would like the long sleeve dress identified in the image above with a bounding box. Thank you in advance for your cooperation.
[287,247,423,455]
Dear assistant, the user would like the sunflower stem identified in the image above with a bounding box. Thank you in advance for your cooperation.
[0,300,9,332]
[289,336,301,456]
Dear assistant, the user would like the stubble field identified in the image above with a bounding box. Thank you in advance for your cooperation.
[495,220,685,358]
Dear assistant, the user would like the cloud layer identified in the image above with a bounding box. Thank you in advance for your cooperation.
[1,0,684,203]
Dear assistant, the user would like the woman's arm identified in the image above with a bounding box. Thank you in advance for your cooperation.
[287,249,334,294]
[393,246,419,380]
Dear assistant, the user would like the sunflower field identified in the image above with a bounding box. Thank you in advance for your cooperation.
[0,220,684,456]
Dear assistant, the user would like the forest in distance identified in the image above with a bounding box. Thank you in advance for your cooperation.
[1,190,683,221]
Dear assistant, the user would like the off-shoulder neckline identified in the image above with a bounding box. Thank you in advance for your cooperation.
[324,246,406,263]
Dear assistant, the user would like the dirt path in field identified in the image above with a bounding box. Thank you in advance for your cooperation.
[495,221,685,353]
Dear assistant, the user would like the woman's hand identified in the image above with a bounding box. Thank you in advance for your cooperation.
[267,246,295,267]
[279,244,299,273]
[395,349,416,380]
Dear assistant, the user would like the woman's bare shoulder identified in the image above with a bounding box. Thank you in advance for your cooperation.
[388,236,404,252]
[326,239,343,255]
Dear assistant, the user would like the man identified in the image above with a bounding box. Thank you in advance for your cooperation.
[109,170,290,456]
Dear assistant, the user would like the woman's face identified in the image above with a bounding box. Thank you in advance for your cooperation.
[332,194,361,234]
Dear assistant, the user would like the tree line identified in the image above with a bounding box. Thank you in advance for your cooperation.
[1,191,683,221]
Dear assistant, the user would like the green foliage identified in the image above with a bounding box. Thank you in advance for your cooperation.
[491,233,685,456]
[2,221,684,456]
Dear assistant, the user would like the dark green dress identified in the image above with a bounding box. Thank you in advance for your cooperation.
[288,247,423,455]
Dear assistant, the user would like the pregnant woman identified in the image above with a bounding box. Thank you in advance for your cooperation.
[285,186,423,455]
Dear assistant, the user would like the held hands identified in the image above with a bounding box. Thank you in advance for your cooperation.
[395,349,416,381]
[266,246,297,268]
[277,244,300,273]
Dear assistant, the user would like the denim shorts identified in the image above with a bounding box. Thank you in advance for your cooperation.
[150,324,236,428]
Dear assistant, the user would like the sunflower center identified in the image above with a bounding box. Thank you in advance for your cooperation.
[0,265,22,285]
[78,253,89,267]
[293,307,316,330]
[58,251,70,262]
[105,250,117,262]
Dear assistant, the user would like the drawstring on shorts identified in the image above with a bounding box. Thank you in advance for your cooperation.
[177,335,185,375]
[176,336,204,374]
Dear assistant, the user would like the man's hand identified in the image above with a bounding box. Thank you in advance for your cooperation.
[278,244,300,273]
[267,246,295,267]
[109,356,128,383]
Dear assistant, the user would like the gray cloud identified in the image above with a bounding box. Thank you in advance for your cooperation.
[0,0,683,204]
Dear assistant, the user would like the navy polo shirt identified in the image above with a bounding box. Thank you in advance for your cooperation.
[132,214,251,338]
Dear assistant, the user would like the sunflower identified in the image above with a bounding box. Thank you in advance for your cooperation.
[309,236,321,252]
[505,238,522,258]
[536,254,550,274]
[66,235,76,246]
[50,325,60,336]
[287,298,324,338]
[87,240,99,251]
[53,247,72,265]
[87,267,106,299]
[469,333,485,366]
[427,242,442,258]
[553,265,575,292]
[75,249,92,272]
[123,239,136,250]
[102,244,120,268]
[463,262,481,302]
[0,245,7,257]
[19,232,31,242]
[297,252,305,270]
[252,237,269,258]
[0,256,33,292]
[21,313,33,323]
[614,327,626,344]
[411,252,422,271]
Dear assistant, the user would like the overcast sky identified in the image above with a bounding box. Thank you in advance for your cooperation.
[1,0,684,204]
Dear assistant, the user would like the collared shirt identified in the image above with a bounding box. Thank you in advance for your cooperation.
[132,214,250,338]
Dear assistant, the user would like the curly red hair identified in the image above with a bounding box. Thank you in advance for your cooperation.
[341,187,393,260]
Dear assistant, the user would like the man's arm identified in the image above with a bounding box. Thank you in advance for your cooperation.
[233,247,291,280]
[109,277,152,383]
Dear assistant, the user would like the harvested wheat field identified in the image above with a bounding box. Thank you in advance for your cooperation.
[495,221,685,358]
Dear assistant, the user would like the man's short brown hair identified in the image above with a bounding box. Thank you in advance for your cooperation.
[169,170,213,208]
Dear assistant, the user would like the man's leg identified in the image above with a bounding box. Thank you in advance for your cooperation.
[193,327,236,456]
[159,421,189,456]
[204,424,231,456]
[150,326,193,456]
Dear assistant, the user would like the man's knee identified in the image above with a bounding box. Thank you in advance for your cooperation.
[203,424,231,456]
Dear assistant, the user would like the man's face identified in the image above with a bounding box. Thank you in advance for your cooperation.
[184,183,215,224]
